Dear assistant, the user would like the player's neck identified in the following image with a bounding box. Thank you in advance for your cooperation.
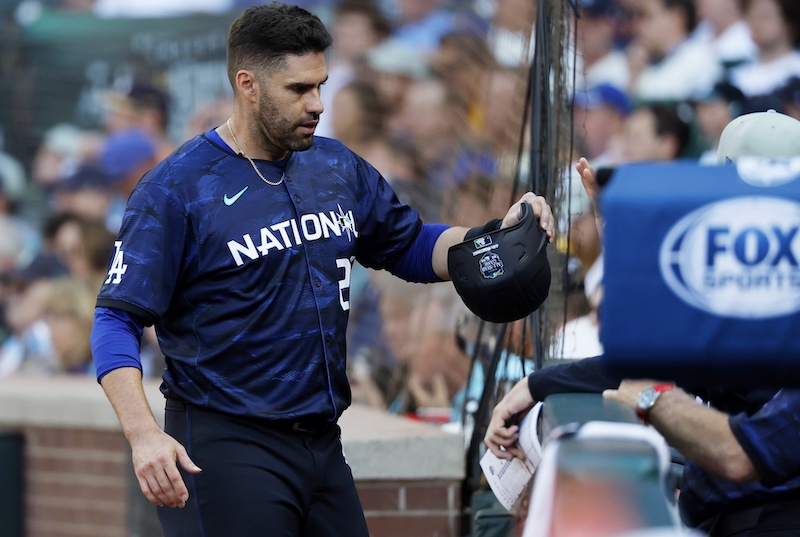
[224,117,289,162]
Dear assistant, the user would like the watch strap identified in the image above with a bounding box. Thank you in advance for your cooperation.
[636,383,675,424]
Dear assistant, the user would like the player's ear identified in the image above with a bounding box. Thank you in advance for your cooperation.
[235,70,258,101]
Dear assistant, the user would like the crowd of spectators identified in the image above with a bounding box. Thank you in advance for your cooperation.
[0,0,798,428]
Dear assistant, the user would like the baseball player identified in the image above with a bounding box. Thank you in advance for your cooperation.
[90,4,554,537]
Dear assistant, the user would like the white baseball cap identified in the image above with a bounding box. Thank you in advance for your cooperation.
[717,109,800,163]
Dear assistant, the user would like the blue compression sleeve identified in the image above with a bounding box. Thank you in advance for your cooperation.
[91,306,145,383]
[386,223,450,283]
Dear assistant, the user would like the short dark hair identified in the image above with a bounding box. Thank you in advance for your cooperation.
[335,0,392,40]
[663,0,697,34]
[649,104,691,157]
[741,0,800,47]
[227,3,333,86]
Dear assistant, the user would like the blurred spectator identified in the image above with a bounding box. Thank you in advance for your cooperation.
[404,283,472,417]
[572,83,631,163]
[689,82,746,163]
[384,139,441,223]
[430,30,496,136]
[351,271,423,412]
[445,174,497,229]
[184,95,234,139]
[572,0,630,92]
[0,216,25,283]
[393,76,464,187]
[104,81,175,160]
[391,0,456,55]
[549,212,603,360]
[729,0,800,98]
[93,0,233,18]
[487,0,536,68]
[480,66,529,158]
[565,83,631,220]
[618,104,691,162]
[365,38,429,132]
[394,76,496,197]
[30,123,103,191]
[613,0,640,49]
[0,253,66,377]
[330,80,399,177]
[41,277,96,375]
[329,63,438,222]
[42,211,164,376]
[690,0,757,70]
[50,163,115,223]
[0,151,27,205]
[774,76,800,122]
[373,271,470,420]
[316,0,392,138]
[331,76,441,237]
[0,157,42,274]
[48,212,117,291]
[0,278,56,377]
[626,0,722,103]
[47,0,96,9]
[97,127,159,232]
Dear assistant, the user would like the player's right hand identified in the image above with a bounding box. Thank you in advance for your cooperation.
[130,429,202,508]
[483,376,536,461]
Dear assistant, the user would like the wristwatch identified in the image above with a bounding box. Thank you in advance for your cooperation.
[635,383,675,424]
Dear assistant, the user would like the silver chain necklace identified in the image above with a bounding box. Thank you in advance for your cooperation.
[226,118,284,186]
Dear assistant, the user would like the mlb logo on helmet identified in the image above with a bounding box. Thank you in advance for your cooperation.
[659,196,800,319]
[473,235,493,249]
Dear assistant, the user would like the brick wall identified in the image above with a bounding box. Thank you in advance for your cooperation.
[16,426,463,537]
[359,480,462,537]
[22,427,129,537]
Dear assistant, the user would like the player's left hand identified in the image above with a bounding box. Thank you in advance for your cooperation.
[500,192,554,242]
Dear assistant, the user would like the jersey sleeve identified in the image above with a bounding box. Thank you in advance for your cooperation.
[90,306,144,383]
[96,181,189,324]
[351,157,423,270]
[729,388,800,487]
[527,355,622,401]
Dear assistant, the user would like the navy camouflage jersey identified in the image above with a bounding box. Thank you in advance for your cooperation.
[96,133,423,421]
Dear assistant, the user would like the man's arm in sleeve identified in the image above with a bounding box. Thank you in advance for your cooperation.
[729,388,800,486]
[485,355,617,459]
[91,307,201,508]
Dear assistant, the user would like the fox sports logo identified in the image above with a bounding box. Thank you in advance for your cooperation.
[659,197,800,318]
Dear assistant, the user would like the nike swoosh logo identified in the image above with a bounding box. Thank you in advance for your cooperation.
[223,186,249,206]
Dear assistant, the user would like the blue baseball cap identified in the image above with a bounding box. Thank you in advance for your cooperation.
[59,163,112,191]
[577,0,617,18]
[573,83,631,116]
[99,128,157,183]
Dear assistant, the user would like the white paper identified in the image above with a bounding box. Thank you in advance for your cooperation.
[479,402,543,510]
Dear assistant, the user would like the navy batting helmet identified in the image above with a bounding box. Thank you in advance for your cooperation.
[448,202,551,323]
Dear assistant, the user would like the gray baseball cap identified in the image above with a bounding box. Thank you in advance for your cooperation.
[717,109,800,163]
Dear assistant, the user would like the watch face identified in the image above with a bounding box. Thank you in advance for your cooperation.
[637,386,657,410]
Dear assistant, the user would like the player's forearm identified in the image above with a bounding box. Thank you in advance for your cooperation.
[100,367,162,443]
[432,226,468,280]
[649,389,759,483]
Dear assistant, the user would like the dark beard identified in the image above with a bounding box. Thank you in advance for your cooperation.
[257,96,318,154]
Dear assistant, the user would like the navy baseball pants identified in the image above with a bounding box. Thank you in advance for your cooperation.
[157,399,370,537]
